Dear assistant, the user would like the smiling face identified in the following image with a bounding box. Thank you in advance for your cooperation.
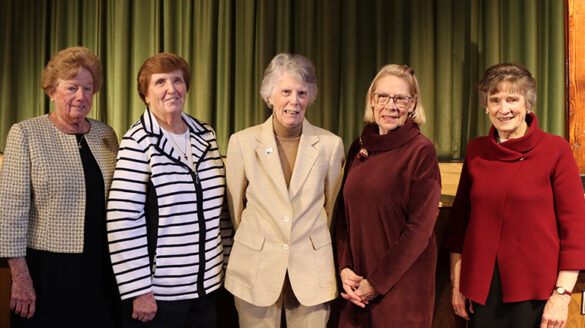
[486,82,529,140]
[145,70,187,119]
[269,74,310,129]
[51,67,94,123]
[371,75,414,135]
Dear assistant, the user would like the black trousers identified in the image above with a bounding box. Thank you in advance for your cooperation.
[470,263,546,328]
[122,290,219,328]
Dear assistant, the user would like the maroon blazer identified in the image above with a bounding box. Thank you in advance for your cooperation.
[444,114,585,305]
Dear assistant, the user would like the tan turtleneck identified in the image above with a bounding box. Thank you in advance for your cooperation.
[272,116,302,188]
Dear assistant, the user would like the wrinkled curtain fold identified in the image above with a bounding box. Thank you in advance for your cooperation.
[0,0,565,159]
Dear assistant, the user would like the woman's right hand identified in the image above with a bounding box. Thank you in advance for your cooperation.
[449,252,472,320]
[133,291,157,322]
[8,257,36,318]
[451,285,473,320]
[10,271,36,318]
[340,268,366,308]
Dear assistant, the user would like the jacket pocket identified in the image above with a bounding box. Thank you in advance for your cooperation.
[310,228,336,287]
[310,228,332,250]
[234,225,265,251]
[227,225,265,288]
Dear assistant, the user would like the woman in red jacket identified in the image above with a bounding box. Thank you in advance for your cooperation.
[445,63,585,328]
[335,64,441,327]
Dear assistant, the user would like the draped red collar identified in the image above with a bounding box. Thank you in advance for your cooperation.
[485,113,546,162]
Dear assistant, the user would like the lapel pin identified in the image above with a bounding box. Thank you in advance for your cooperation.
[266,147,273,154]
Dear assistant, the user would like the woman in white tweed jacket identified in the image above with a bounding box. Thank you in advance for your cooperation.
[106,53,232,328]
[0,47,121,327]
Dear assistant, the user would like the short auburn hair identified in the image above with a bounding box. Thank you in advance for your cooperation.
[41,46,103,96]
[137,53,191,104]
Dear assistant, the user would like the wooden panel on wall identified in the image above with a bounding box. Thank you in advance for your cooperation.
[568,0,585,173]
[0,154,9,328]
[0,267,7,328]
[567,2,585,324]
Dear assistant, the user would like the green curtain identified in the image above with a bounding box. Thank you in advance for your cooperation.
[0,0,565,159]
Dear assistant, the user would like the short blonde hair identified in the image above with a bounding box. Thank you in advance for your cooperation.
[260,53,318,107]
[41,47,103,97]
[478,63,536,110]
[364,64,425,126]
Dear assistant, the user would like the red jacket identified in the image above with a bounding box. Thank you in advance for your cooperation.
[444,114,585,304]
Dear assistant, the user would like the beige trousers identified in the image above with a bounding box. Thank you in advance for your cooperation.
[234,274,331,328]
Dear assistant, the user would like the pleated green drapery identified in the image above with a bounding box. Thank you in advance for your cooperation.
[0,0,565,159]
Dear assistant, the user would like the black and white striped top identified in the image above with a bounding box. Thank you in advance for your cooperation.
[107,109,232,301]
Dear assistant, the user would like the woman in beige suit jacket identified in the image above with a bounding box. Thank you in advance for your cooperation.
[225,53,345,327]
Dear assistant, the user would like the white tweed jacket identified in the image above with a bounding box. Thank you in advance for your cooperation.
[225,117,345,306]
[0,115,119,257]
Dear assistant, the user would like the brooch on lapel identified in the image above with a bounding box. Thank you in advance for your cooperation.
[356,137,368,160]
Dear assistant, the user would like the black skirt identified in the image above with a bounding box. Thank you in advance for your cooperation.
[11,136,122,328]
[470,262,546,328]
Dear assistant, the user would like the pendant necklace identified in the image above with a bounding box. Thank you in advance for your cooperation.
[76,134,85,149]
[166,128,190,161]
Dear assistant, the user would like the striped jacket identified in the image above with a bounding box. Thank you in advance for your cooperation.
[106,109,232,301]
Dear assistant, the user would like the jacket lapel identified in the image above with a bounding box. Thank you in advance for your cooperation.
[183,112,211,168]
[288,119,319,200]
[255,117,289,200]
[141,109,211,167]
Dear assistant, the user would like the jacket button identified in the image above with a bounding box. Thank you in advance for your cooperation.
[283,244,289,250]
[283,216,290,222]
[519,157,524,161]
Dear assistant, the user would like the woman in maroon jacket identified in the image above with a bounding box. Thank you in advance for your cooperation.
[334,64,441,327]
[445,63,585,328]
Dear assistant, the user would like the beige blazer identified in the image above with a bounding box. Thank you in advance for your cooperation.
[224,117,344,306]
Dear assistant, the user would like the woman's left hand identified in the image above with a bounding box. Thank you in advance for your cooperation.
[355,279,380,303]
[540,293,570,328]
[340,268,366,308]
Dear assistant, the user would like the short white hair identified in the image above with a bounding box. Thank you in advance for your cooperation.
[260,53,318,107]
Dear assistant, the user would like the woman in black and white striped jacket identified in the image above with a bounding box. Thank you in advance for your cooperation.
[106,53,232,327]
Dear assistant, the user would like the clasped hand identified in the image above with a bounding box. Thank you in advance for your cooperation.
[340,268,380,308]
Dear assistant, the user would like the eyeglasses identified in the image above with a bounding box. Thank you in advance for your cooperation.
[373,92,412,108]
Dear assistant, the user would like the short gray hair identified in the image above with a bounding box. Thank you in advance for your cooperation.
[260,53,318,107]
